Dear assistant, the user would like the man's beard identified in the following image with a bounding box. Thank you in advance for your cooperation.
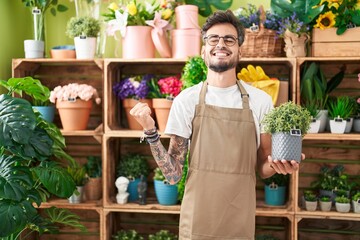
[208,61,237,72]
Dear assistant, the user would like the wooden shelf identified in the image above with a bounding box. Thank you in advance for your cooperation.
[296,209,360,221]
[37,199,102,210]
[304,133,360,141]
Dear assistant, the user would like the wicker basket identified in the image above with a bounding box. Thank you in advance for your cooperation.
[241,26,285,58]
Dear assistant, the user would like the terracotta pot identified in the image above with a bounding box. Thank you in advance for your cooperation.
[50,45,76,59]
[152,98,173,132]
[56,99,92,130]
[122,98,153,130]
[122,26,155,59]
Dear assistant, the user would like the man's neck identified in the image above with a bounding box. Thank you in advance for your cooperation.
[206,68,238,88]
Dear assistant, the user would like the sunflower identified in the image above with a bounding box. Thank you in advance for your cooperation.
[319,0,343,9]
[314,11,337,29]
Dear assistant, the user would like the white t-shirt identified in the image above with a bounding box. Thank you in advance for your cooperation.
[164,81,273,148]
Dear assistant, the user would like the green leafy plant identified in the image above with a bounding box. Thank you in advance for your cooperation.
[262,101,311,136]
[66,16,101,38]
[0,77,85,239]
[148,230,178,240]
[352,192,360,202]
[117,153,149,180]
[304,101,320,119]
[0,77,51,106]
[311,165,354,192]
[262,173,289,187]
[153,167,166,181]
[67,166,88,186]
[84,156,102,178]
[300,62,345,110]
[183,0,233,17]
[327,96,357,120]
[304,192,317,202]
[319,195,331,202]
[181,56,207,90]
[335,195,350,204]
[113,229,144,240]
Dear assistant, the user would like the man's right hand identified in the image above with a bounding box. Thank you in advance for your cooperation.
[129,102,156,130]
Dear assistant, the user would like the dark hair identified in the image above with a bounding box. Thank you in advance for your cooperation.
[201,10,245,46]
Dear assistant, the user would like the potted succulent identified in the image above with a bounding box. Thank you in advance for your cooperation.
[153,168,179,206]
[112,229,144,240]
[0,76,55,122]
[262,101,311,162]
[0,77,86,238]
[66,16,101,59]
[67,165,88,204]
[116,153,150,202]
[352,192,360,213]
[327,96,357,134]
[300,62,345,132]
[304,192,318,211]
[319,195,332,212]
[49,83,101,131]
[84,156,102,201]
[262,173,289,206]
[335,195,351,213]
[148,230,178,240]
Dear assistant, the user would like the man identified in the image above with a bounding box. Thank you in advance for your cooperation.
[130,10,300,240]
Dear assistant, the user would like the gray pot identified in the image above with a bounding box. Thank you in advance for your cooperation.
[68,186,84,204]
[272,132,302,162]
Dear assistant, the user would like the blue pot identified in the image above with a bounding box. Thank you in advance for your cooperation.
[265,184,286,206]
[32,106,55,122]
[127,178,140,202]
[154,180,178,205]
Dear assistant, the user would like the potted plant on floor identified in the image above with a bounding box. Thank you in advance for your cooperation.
[319,195,332,212]
[335,195,351,213]
[262,101,311,162]
[66,16,101,59]
[67,165,88,204]
[352,192,360,213]
[0,76,55,122]
[153,168,179,205]
[148,230,178,240]
[84,155,102,201]
[116,153,150,202]
[262,173,289,206]
[304,191,318,211]
[0,77,86,238]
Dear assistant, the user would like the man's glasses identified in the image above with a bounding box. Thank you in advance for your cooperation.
[203,34,238,47]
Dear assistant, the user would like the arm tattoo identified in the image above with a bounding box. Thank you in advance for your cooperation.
[149,135,189,185]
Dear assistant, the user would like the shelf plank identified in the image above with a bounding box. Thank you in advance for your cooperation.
[296,209,360,221]
[304,133,360,141]
[36,199,102,210]
[61,130,103,136]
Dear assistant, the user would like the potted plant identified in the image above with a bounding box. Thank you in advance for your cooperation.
[21,0,68,58]
[66,16,101,59]
[112,229,144,240]
[153,168,179,206]
[67,165,88,204]
[116,153,150,202]
[181,56,207,90]
[149,75,183,132]
[300,62,345,132]
[319,195,332,212]
[148,230,178,240]
[335,195,351,213]
[352,192,360,213]
[262,173,289,206]
[327,96,357,134]
[262,101,311,162]
[0,77,86,238]
[0,76,55,122]
[84,155,102,201]
[304,102,321,134]
[304,192,318,211]
[49,83,101,131]
[113,74,154,130]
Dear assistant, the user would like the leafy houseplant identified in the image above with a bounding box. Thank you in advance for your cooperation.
[327,96,357,133]
[0,77,86,238]
[112,229,144,240]
[262,101,311,162]
[148,230,178,240]
[319,195,332,212]
[67,166,87,204]
[262,173,289,206]
[352,192,360,213]
[117,153,150,202]
[84,156,103,201]
[304,192,318,211]
[335,195,351,213]
[153,168,179,205]
[181,56,207,90]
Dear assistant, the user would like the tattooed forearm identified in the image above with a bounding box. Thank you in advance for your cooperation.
[149,135,189,185]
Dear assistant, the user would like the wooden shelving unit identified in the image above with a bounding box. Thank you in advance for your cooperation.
[12,57,360,240]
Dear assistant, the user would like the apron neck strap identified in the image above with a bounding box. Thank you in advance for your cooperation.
[199,80,250,109]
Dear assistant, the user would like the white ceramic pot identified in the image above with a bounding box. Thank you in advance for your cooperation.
[308,119,321,133]
[316,110,328,132]
[352,199,360,213]
[319,201,332,212]
[329,119,346,134]
[305,201,317,211]
[335,202,350,213]
[68,186,84,204]
[24,40,44,58]
[74,36,97,59]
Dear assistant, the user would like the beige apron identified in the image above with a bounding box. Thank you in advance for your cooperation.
[179,80,257,240]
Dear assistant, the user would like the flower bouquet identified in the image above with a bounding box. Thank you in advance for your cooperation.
[50,83,101,131]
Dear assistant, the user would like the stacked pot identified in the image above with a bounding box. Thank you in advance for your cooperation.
[172,5,201,58]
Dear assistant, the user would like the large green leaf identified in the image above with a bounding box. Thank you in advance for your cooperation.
[185,0,233,17]
[0,94,36,146]
[45,207,87,232]
[33,161,76,198]
[0,155,33,201]
[0,199,37,238]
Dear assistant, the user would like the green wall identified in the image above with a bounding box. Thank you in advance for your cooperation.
[0,0,270,80]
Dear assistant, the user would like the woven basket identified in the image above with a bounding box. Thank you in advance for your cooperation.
[241,26,285,58]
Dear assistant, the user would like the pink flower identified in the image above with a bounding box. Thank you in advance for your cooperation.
[158,75,182,97]
[50,83,101,104]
